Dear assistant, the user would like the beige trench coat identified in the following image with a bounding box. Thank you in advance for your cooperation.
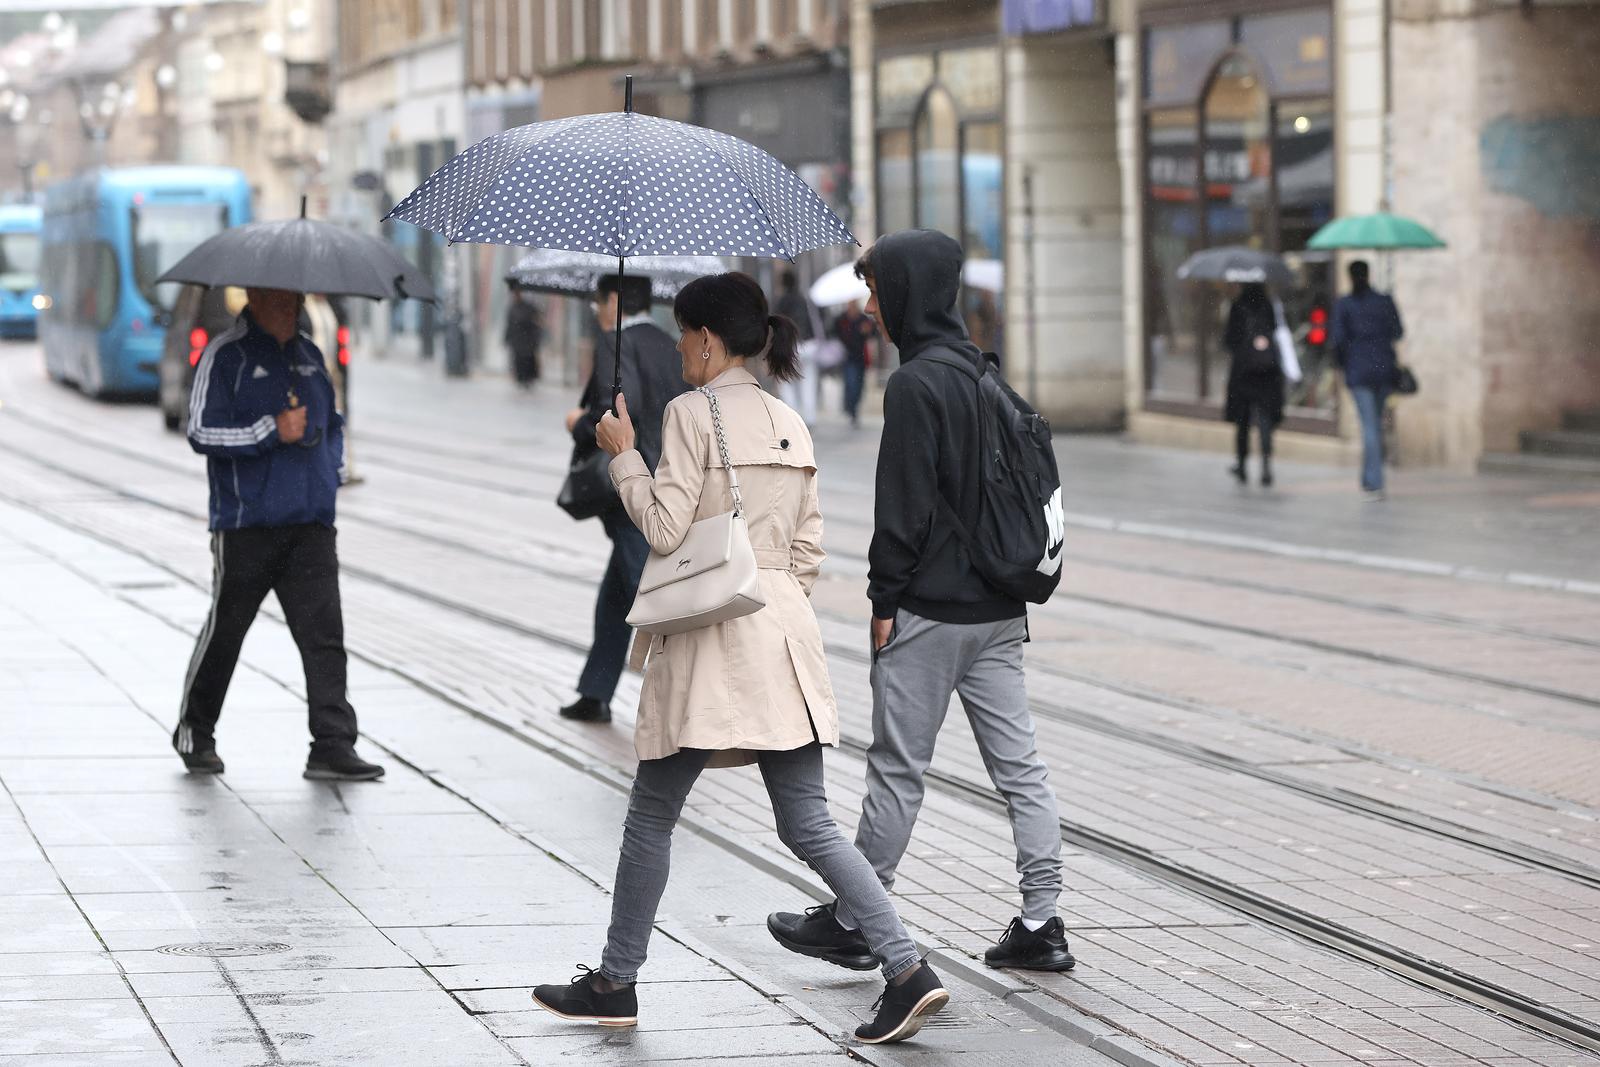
[607,366,840,767]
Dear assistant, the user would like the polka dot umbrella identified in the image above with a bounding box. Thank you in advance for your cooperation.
[386,76,857,407]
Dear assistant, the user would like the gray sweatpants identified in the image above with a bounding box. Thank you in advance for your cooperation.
[837,610,1063,927]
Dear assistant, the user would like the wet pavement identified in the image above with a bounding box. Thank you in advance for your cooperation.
[2,342,1598,1066]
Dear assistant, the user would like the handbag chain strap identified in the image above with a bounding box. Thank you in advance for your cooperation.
[698,385,744,518]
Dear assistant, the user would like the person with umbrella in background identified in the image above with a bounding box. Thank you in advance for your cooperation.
[559,273,688,724]
[158,201,429,780]
[1223,282,1286,488]
[774,269,819,425]
[1330,259,1405,501]
[175,287,383,780]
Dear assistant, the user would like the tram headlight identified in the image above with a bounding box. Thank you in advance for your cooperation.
[31,294,52,311]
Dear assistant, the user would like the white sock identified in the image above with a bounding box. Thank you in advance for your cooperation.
[1020,916,1051,932]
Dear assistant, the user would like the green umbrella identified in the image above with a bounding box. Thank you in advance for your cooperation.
[1307,212,1446,250]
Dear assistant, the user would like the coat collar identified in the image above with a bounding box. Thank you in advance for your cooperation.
[705,364,760,390]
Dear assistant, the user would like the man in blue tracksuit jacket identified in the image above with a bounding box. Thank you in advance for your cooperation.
[173,288,384,781]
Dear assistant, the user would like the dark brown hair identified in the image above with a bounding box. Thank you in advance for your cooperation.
[853,249,876,283]
[673,272,801,382]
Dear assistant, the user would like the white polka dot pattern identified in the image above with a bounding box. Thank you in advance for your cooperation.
[386,112,856,260]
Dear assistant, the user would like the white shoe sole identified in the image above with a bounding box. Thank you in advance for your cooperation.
[531,991,637,1027]
[856,988,949,1044]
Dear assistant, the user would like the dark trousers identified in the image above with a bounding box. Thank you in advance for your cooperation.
[843,361,866,422]
[577,509,651,704]
[175,524,358,759]
[1234,407,1275,463]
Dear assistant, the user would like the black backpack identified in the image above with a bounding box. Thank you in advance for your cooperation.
[920,349,1065,604]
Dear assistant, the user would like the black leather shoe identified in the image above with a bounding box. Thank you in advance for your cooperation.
[560,697,611,723]
[304,750,385,781]
[767,902,876,971]
[172,725,223,774]
[532,965,638,1026]
[855,961,948,1044]
[1228,463,1247,484]
[984,917,1076,971]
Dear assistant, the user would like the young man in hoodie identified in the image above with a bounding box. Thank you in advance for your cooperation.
[767,230,1073,972]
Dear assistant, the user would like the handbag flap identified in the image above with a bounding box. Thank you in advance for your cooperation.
[636,511,736,595]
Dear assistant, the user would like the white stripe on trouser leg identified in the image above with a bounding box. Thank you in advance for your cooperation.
[176,532,226,751]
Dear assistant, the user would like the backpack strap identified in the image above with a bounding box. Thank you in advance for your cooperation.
[913,347,986,557]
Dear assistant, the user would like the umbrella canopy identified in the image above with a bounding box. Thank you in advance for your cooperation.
[387,76,856,411]
[809,261,870,308]
[157,215,435,301]
[506,249,726,303]
[1307,213,1446,250]
[963,258,1003,293]
[1176,246,1295,288]
[385,107,854,260]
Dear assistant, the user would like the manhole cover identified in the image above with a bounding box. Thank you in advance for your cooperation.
[155,942,291,958]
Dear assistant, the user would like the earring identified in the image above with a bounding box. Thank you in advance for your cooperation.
[702,348,711,360]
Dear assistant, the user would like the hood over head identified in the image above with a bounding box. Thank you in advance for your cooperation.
[866,230,981,362]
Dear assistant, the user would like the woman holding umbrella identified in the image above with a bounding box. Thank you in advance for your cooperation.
[1223,282,1286,487]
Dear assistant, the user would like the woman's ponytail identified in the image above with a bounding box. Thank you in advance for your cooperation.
[765,313,801,383]
[674,272,804,382]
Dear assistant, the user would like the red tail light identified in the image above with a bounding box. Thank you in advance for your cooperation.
[189,328,208,349]
[1309,306,1328,326]
[1308,326,1327,346]
[189,348,202,366]
[336,325,350,346]
[338,348,349,366]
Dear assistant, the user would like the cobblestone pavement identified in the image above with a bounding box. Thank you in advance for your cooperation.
[2,343,1598,1067]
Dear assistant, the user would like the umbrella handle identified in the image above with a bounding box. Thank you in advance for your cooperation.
[610,256,624,413]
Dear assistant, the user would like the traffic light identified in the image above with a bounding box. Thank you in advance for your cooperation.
[1307,302,1329,348]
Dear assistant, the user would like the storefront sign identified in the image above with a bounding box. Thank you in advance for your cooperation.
[1002,0,1100,35]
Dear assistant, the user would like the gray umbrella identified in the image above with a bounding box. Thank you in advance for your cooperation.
[1176,246,1295,288]
[506,249,726,303]
[157,204,435,302]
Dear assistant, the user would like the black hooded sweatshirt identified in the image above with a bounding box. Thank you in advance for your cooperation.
[866,230,1025,625]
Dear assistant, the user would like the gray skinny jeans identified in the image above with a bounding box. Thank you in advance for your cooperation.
[599,743,921,984]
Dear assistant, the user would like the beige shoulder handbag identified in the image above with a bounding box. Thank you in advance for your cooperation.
[625,386,766,636]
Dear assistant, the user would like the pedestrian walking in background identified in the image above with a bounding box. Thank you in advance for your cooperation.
[1331,260,1405,501]
[834,300,875,426]
[559,274,688,724]
[1223,282,1286,488]
[505,285,544,388]
[774,269,819,425]
[173,288,384,781]
[532,273,949,1044]
[767,230,1074,975]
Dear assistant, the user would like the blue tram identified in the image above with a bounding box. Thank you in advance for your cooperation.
[39,167,252,397]
[0,204,43,340]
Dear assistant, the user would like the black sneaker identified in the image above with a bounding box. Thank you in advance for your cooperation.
[304,750,386,781]
[984,917,1076,971]
[767,902,876,971]
[532,965,638,1026]
[559,697,611,723]
[855,961,948,1044]
[172,724,223,774]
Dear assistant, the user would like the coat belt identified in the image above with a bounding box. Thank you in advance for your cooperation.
[754,548,793,569]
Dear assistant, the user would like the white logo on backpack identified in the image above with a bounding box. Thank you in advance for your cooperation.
[1036,486,1066,577]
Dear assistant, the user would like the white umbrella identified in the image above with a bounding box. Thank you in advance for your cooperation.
[963,258,1003,293]
[809,261,870,308]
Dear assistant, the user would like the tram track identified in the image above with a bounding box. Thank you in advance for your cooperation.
[5,420,1600,1059]
[6,403,1600,837]
[9,398,1600,751]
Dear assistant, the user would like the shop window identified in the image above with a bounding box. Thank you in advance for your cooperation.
[1140,5,1337,424]
[874,46,1002,257]
[914,87,961,240]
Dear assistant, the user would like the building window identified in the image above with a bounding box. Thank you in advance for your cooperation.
[874,48,1001,253]
[1140,5,1336,424]
[874,45,1003,343]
